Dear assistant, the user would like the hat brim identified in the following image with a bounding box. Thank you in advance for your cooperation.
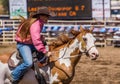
[32,12,56,18]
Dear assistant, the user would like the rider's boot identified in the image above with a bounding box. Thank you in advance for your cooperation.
[12,80,19,84]
[9,74,19,84]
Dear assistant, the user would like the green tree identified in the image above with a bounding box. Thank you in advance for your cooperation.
[1,0,9,14]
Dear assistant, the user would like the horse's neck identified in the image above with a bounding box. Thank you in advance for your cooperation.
[51,38,81,68]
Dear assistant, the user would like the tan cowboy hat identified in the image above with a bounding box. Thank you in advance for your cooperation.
[32,6,56,18]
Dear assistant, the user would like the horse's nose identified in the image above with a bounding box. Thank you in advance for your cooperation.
[92,53,99,57]
[91,53,99,60]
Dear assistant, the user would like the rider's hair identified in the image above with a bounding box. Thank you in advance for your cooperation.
[18,14,49,40]
[18,15,38,40]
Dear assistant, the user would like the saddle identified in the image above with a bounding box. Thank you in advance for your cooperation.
[8,50,48,84]
[8,50,48,69]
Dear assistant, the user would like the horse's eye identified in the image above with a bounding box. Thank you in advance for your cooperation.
[83,37,87,41]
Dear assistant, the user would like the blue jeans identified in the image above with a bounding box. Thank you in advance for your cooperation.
[11,42,36,81]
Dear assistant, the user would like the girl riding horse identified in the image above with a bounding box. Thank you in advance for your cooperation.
[10,6,54,83]
[0,26,99,84]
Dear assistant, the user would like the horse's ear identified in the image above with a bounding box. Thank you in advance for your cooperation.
[70,29,80,36]
[89,25,94,32]
[79,25,84,32]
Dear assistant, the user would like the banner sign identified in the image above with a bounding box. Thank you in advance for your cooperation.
[104,0,110,18]
[9,0,27,19]
[27,0,92,20]
[92,0,110,19]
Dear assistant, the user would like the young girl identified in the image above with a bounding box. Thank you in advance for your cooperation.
[11,6,54,83]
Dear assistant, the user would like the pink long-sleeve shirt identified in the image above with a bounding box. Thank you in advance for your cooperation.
[15,19,47,54]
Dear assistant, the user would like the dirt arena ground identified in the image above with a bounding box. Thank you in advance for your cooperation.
[71,46,120,84]
[0,44,120,84]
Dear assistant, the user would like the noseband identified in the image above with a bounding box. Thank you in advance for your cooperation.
[83,45,96,56]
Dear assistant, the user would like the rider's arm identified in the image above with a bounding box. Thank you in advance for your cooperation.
[30,20,47,54]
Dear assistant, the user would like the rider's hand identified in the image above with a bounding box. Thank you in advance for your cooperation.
[45,51,52,57]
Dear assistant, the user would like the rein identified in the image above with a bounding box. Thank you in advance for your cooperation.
[49,32,96,62]
[49,45,96,62]
[55,40,72,61]
[59,45,96,59]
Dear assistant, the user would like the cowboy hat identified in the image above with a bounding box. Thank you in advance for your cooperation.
[32,6,56,18]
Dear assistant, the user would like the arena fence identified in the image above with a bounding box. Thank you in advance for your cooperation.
[0,19,119,47]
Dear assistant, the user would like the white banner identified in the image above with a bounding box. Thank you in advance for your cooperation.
[104,0,110,18]
[92,0,110,19]
[92,0,103,18]
[9,0,27,19]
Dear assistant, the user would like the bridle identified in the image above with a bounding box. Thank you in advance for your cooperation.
[83,45,96,56]
[49,40,96,62]
[49,30,97,62]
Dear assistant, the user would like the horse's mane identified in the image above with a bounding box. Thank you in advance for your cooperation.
[49,29,80,50]
[49,34,71,47]
[69,29,80,36]
[48,27,93,51]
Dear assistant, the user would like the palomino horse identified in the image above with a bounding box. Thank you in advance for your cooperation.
[0,26,99,84]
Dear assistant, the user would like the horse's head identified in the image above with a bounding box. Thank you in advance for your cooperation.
[75,26,99,60]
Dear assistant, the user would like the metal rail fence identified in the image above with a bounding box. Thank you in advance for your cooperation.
[0,19,119,47]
